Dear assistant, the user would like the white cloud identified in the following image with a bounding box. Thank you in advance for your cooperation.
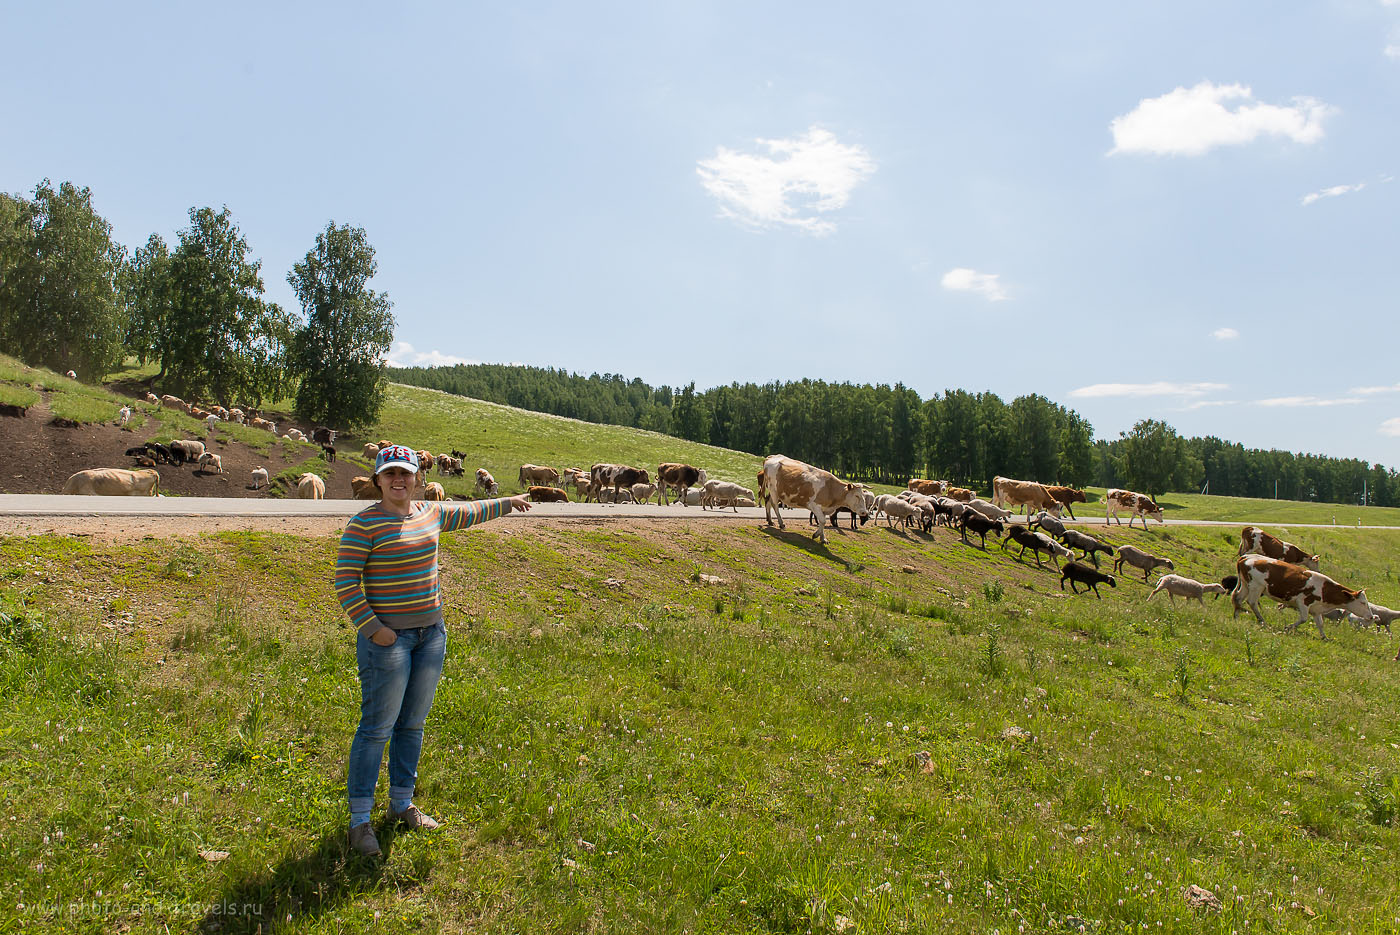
[1109,81,1332,156]
[1301,182,1366,206]
[697,127,876,234]
[1381,417,1400,437]
[1069,381,1229,399]
[1212,327,1239,340]
[1256,395,1363,407]
[1387,39,1400,59]
[941,267,1008,301]
[385,341,478,369]
[1181,399,1238,411]
[1351,382,1400,395]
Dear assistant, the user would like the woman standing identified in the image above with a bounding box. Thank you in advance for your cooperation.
[334,445,531,856]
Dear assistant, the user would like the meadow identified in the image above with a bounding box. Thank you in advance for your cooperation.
[3,512,1400,933]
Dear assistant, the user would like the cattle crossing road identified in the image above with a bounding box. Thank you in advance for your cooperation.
[0,494,1397,530]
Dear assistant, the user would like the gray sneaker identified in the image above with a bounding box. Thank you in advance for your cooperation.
[389,804,440,831]
[348,822,382,856]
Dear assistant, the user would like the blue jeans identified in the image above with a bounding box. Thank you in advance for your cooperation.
[347,623,447,816]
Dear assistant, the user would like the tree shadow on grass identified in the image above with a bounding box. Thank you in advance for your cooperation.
[758,525,864,572]
[199,822,408,933]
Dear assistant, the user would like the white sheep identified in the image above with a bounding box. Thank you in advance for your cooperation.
[1147,574,1227,606]
[196,452,225,475]
[250,466,269,489]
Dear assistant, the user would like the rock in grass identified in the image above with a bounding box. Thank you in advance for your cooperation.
[912,750,933,773]
[1001,725,1032,743]
[198,849,230,862]
[901,564,917,574]
[1183,884,1222,912]
[697,574,725,585]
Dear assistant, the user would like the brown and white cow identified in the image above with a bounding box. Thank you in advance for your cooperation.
[943,486,976,503]
[992,476,1063,518]
[474,468,499,497]
[1237,526,1320,571]
[657,462,707,505]
[1105,488,1164,528]
[1231,554,1372,638]
[760,455,870,545]
[1043,485,1088,519]
[592,464,649,502]
[907,478,948,497]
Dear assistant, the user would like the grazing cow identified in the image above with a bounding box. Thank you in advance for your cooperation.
[1113,545,1175,581]
[1043,485,1088,520]
[759,455,870,545]
[362,443,380,459]
[195,452,225,475]
[944,486,976,503]
[992,476,1063,518]
[520,463,561,488]
[160,394,186,412]
[1237,526,1320,571]
[967,498,1014,522]
[959,511,1004,549]
[591,464,649,503]
[61,468,160,497]
[189,407,210,421]
[1148,574,1228,606]
[227,408,245,424]
[415,450,435,474]
[1106,488,1164,528]
[248,417,276,432]
[312,426,337,446]
[475,469,499,497]
[209,406,228,420]
[296,472,326,499]
[350,475,379,499]
[1061,562,1116,598]
[1232,554,1372,638]
[1059,528,1114,567]
[250,467,270,490]
[422,481,446,501]
[907,478,948,497]
[657,463,707,506]
[527,485,569,503]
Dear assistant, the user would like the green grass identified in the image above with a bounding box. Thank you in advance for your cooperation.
[0,383,40,409]
[364,384,775,498]
[47,388,133,426]
[3,519,1400,933]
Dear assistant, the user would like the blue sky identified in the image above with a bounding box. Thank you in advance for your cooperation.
[5,2,1398,464]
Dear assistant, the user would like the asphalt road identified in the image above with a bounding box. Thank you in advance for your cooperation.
[0,494,1396,529]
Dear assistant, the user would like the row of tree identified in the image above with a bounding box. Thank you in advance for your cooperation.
[0,179,395,430]
[391,362,1400,506]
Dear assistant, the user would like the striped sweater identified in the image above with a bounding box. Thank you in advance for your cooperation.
[335,498,512,636]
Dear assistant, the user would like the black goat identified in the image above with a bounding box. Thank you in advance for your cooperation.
[1060,561,1116,598]
[959,511,1003,549]
[1059,528,1115,568]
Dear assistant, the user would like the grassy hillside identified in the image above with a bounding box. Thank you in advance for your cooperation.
[3,516,1400,933]
[358,383,774,496]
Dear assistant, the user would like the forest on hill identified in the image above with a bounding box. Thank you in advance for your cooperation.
[389,362,1400,507]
